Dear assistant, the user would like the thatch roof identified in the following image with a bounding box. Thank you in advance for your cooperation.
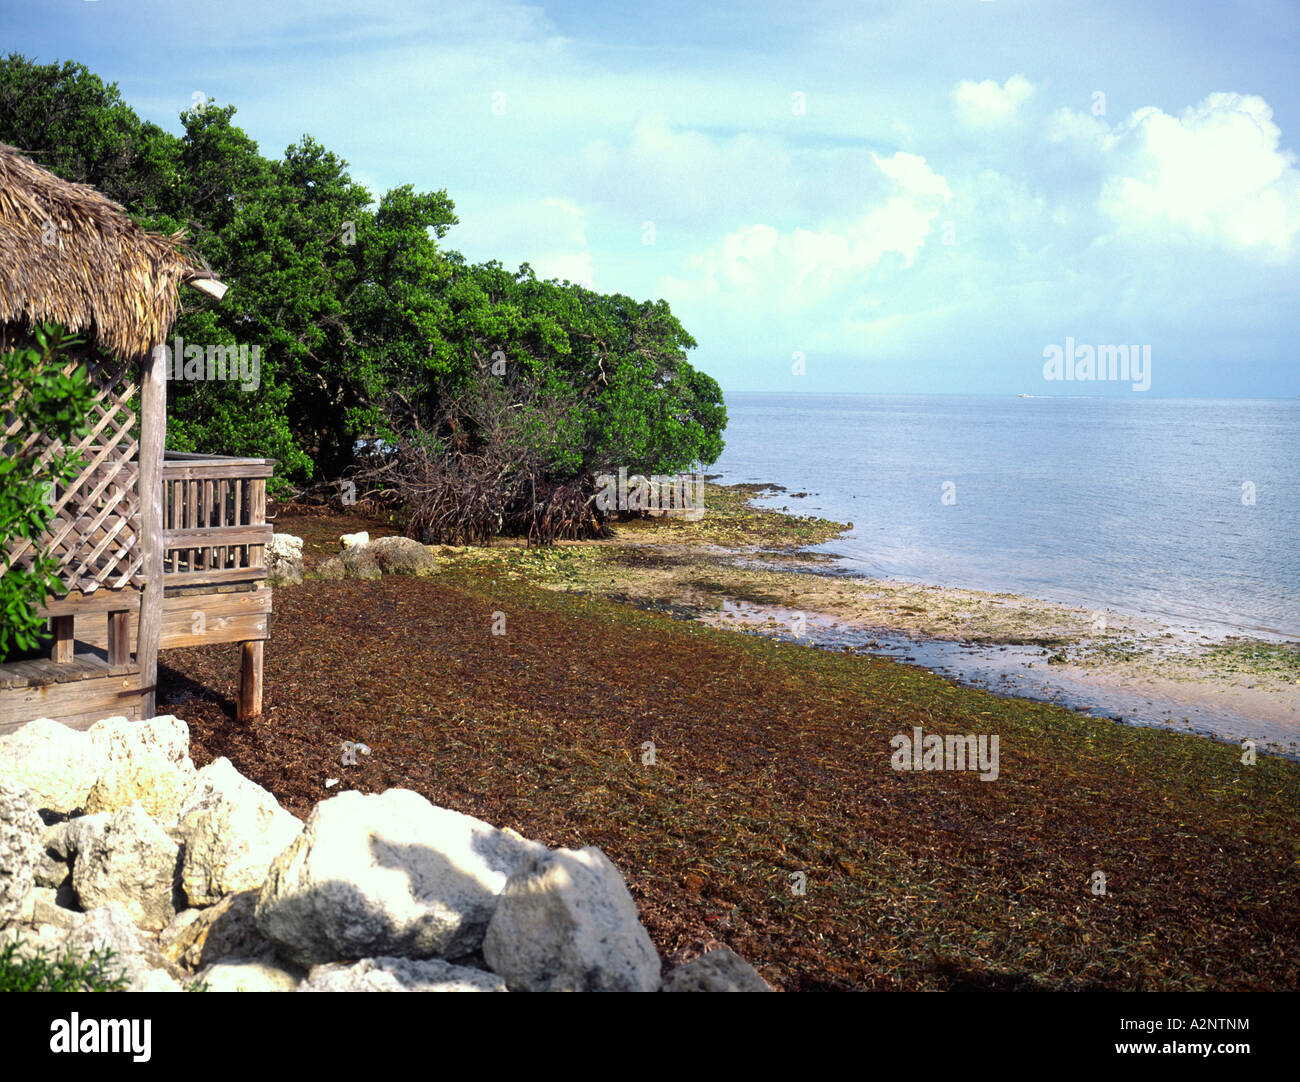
[0,142,222,362]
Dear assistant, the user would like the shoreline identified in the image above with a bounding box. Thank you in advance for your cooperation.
[720,479,1300,645]
[278,481,1300,759]
[699,598,1300,759]
[162,560,1300,991]
[480,484,1300,759]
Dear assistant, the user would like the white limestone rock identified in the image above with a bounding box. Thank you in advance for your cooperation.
[0,780,43,922]
[89,714,193,773]
[196,957,304,992]
[0,917,66,961]
[299,956,506,992]
[176,758,301,905]
[160,890,278,971]
[255,789,544,965]
[483,846,661,992]
[367,535,439,576]
[83,715,196,822]
[43,812,111,861]
[339,545,381,580]
[63,904,186,992]
[0,719,101,814]
[26,886,80,931]
[661,948,773,992]
[316,556,345,581]
[71,802,180,931]
[33,845,72,891]
[267,532,304,587]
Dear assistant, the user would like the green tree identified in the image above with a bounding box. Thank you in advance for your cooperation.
[407,261,725,478]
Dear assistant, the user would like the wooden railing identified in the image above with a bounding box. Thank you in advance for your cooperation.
[161,453,275,589]
[3,453,277,728]
[14,453,274,675]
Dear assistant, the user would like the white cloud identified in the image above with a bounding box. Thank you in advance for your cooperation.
[662,151,951,315]
[50,0,1295,391]
[452,195,597,287]
[1094,93,1300,258]
[572,113,795,225]
[952,74,1035,128]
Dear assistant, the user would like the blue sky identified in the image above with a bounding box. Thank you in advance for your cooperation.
[5,0,1298,396]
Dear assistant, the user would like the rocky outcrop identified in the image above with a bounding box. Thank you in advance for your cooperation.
[71,802,180,931]
[89,714,192,774]
[23,887,79,930]
[299,956,507,992]
[0,715,772,992]
[43,812,111,863]
[316,556,344,580]
[366,536,440,576]
[341,545,382,579]
[160,891,276,970]
[318,545,379,581]
[316,535,439,581]
[483,846,662,992]
[0,781,43,922]
[83,715,196,821]
[0,718,100,813]
[198,956,304,992]
[62,905,188,992]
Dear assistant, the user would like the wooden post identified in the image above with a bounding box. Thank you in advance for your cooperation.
[199,478,213,570]
[249,479,267,573]
[137,345,165,718]
[238,640,264,723]
[106,610,131,667]
[50,616,75,663]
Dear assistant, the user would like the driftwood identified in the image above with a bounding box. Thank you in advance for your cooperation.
[352,368,609,545]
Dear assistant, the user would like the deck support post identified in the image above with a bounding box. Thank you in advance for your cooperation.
[106,611,131,667]
[137,344,165,718]
[238,640,263,723]
[50,616,75,663]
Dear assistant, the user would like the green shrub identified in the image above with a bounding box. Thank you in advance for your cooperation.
[0,323,97,661]
[0,937,131,992]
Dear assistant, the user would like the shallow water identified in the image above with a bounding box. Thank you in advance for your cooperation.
[711,393,1300,641]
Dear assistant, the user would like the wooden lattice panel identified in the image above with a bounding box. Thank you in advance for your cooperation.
[2,356,144,592]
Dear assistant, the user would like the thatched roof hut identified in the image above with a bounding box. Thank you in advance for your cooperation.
[0,140,224,361]
[0,142,267,733]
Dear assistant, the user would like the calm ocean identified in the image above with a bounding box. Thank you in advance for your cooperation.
[710,393,1300,640]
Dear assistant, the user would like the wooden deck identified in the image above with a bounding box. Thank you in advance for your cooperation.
[0,452,275,731]
[0,657,144,735]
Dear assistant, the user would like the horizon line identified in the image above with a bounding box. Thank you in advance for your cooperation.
[717,390,1300,401]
